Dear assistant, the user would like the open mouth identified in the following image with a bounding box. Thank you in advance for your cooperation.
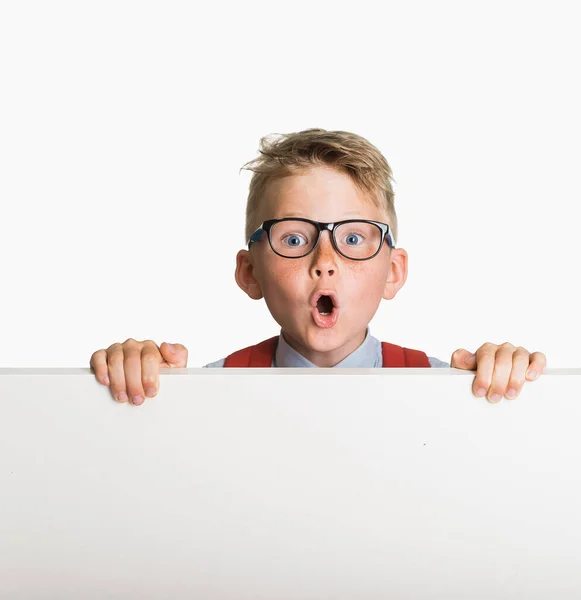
[316,295,334,316]
[311,291,339,328]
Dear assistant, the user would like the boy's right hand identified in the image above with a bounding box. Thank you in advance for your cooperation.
[90,339,188,406]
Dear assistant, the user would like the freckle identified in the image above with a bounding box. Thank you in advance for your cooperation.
[289,263,304,276]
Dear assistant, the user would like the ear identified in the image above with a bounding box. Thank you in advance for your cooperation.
[382,248,408,300]
[235,249,263,300]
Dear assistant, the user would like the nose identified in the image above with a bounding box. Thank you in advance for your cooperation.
[309,230,337,278]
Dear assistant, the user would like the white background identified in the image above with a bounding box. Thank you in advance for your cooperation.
[1,0,579,368]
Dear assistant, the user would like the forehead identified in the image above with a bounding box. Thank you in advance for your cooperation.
[261,166,388,223]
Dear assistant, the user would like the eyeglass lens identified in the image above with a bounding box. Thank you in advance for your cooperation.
[269,220,383,259]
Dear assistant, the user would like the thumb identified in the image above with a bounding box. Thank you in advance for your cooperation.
[160,342,188,368]
[451,348,476,370]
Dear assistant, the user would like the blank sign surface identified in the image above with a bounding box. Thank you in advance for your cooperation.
[0,368,580,599]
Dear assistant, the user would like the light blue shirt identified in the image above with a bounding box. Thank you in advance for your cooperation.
[204,328,449,368]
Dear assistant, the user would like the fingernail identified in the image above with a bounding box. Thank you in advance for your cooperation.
[475,388,486,397]
[103,375,110,385]
[489,393,502,403]
[527,370,538,379]
[167,343,176,353]
[506,388,517,399]
[464,355,475,365]
[145,388,156,398]
[118,391,128,402]
[132,396,143,405]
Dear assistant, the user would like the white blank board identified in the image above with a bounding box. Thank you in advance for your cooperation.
[1,367,580,599]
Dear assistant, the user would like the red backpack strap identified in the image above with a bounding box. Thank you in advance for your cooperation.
[381,342,431,367]
[223,336,279,367]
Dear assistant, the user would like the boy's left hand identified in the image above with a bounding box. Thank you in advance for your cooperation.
[450,343,546,403]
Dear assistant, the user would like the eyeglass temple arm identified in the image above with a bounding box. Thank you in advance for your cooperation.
[248,227,264,248]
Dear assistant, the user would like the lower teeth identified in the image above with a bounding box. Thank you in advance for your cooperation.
[320,312,330,316]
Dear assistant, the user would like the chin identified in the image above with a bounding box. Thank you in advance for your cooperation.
[300,327,351,354]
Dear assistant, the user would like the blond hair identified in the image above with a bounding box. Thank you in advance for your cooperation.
[241,128,398,244]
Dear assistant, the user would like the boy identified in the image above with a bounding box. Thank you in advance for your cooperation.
[90,129,546,405]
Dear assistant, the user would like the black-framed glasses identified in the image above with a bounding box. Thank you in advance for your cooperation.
[247,217,395,261]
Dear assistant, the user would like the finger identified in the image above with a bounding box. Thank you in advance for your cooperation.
[450,348,476,370]
[122,340,146,406]
[160,342,189,368]
[505,347,530,400]
[90,349,110,386]
[141,341,163,398]
[472,343,497,400]
[526,352,547,381]
[486,342,515,403]
[106,343,128,403]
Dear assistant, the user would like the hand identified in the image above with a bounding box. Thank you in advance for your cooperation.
[90,338,188,406]
[450,342,546,403]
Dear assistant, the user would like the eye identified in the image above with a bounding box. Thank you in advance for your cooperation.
[282,234,308,247]
[343,232,364,246]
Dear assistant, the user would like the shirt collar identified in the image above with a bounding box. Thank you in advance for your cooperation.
[274,327,382,368]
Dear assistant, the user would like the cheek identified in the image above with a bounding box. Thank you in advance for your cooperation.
[347,263,389,301]
[258,257,305,298]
